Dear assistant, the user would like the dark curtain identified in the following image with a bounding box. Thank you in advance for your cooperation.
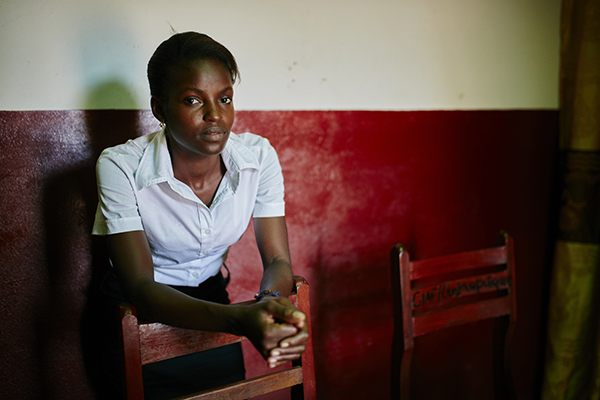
[542,0,600,399]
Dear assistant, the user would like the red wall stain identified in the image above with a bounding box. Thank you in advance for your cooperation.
[0,110,558,400]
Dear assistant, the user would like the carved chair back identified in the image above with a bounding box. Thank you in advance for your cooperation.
[390,232,517,400]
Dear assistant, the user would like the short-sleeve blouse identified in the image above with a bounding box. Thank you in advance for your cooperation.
[92,129,285,286]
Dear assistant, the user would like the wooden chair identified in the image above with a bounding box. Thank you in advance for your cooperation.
[119,276,316,400]
[390,232,517,400]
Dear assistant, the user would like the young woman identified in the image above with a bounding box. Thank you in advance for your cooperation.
[93,32,307,399]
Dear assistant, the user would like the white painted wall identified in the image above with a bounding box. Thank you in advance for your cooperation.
[0,0,560,111]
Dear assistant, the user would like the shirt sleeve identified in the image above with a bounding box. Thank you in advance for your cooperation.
[92,151,144,235]
[253,143,285,218]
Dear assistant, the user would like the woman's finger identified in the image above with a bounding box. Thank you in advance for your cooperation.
[278,330,309,348]
[267,345,306,367]
[263,300,306,328]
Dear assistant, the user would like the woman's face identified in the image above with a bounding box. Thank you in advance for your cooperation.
[155,58,235,159]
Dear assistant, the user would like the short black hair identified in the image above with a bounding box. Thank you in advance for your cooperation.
[147,32,239,103]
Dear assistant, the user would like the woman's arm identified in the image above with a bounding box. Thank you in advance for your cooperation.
[107,230,299,359]
[254,216,293,295]
[253,216,309,367]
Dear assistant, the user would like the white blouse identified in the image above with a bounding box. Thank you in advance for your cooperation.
[92,129,285,286]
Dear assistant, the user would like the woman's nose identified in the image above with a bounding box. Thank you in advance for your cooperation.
[203,103,222,122]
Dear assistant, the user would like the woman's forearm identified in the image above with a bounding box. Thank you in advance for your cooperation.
[259,258,294,296]
[128,277,245,334]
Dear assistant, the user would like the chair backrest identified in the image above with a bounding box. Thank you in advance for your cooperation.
[119,276,316,400]
[390,232,517,400]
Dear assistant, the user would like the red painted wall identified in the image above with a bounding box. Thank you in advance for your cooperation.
[0,110,558,399]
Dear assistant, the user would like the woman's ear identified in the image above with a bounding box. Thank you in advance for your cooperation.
[151,96,166,124]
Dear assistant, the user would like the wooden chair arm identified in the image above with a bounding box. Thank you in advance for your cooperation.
[293,275,307,292]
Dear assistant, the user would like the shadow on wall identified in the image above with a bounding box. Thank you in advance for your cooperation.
[76,17,143,111]
[38,80,145,398]
[83,80,140,110]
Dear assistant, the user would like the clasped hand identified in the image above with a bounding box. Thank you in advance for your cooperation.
[240,297,308,368]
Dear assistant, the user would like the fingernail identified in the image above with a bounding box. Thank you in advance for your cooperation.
[292,311,304,319]
[281,342,289,348]
[272,350,280,356]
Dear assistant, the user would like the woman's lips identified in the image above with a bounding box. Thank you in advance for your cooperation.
[199,126,228,141]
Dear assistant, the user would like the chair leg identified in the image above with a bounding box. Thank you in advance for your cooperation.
[493,316,517,400]
[294,278,317,400]
[118,305,145,400]
[391,334,413,400]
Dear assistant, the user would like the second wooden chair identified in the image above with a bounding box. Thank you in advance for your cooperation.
[390,232,517,400]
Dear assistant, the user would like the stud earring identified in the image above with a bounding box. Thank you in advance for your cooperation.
[160,121,166,129]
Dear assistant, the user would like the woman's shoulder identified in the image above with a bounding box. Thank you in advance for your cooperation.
[229,132,278,158]
[98,130,160,163]
[230,131,272,148]
[227,132,278,165]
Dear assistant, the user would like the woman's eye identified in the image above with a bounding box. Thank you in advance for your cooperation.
[221,96,232,105]
[184,97,201,105]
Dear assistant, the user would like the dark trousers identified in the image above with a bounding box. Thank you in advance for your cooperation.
[98,268,246,400]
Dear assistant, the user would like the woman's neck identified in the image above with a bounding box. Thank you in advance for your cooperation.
[167,137,226,205]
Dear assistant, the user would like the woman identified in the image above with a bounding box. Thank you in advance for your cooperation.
[92,32,308,399]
